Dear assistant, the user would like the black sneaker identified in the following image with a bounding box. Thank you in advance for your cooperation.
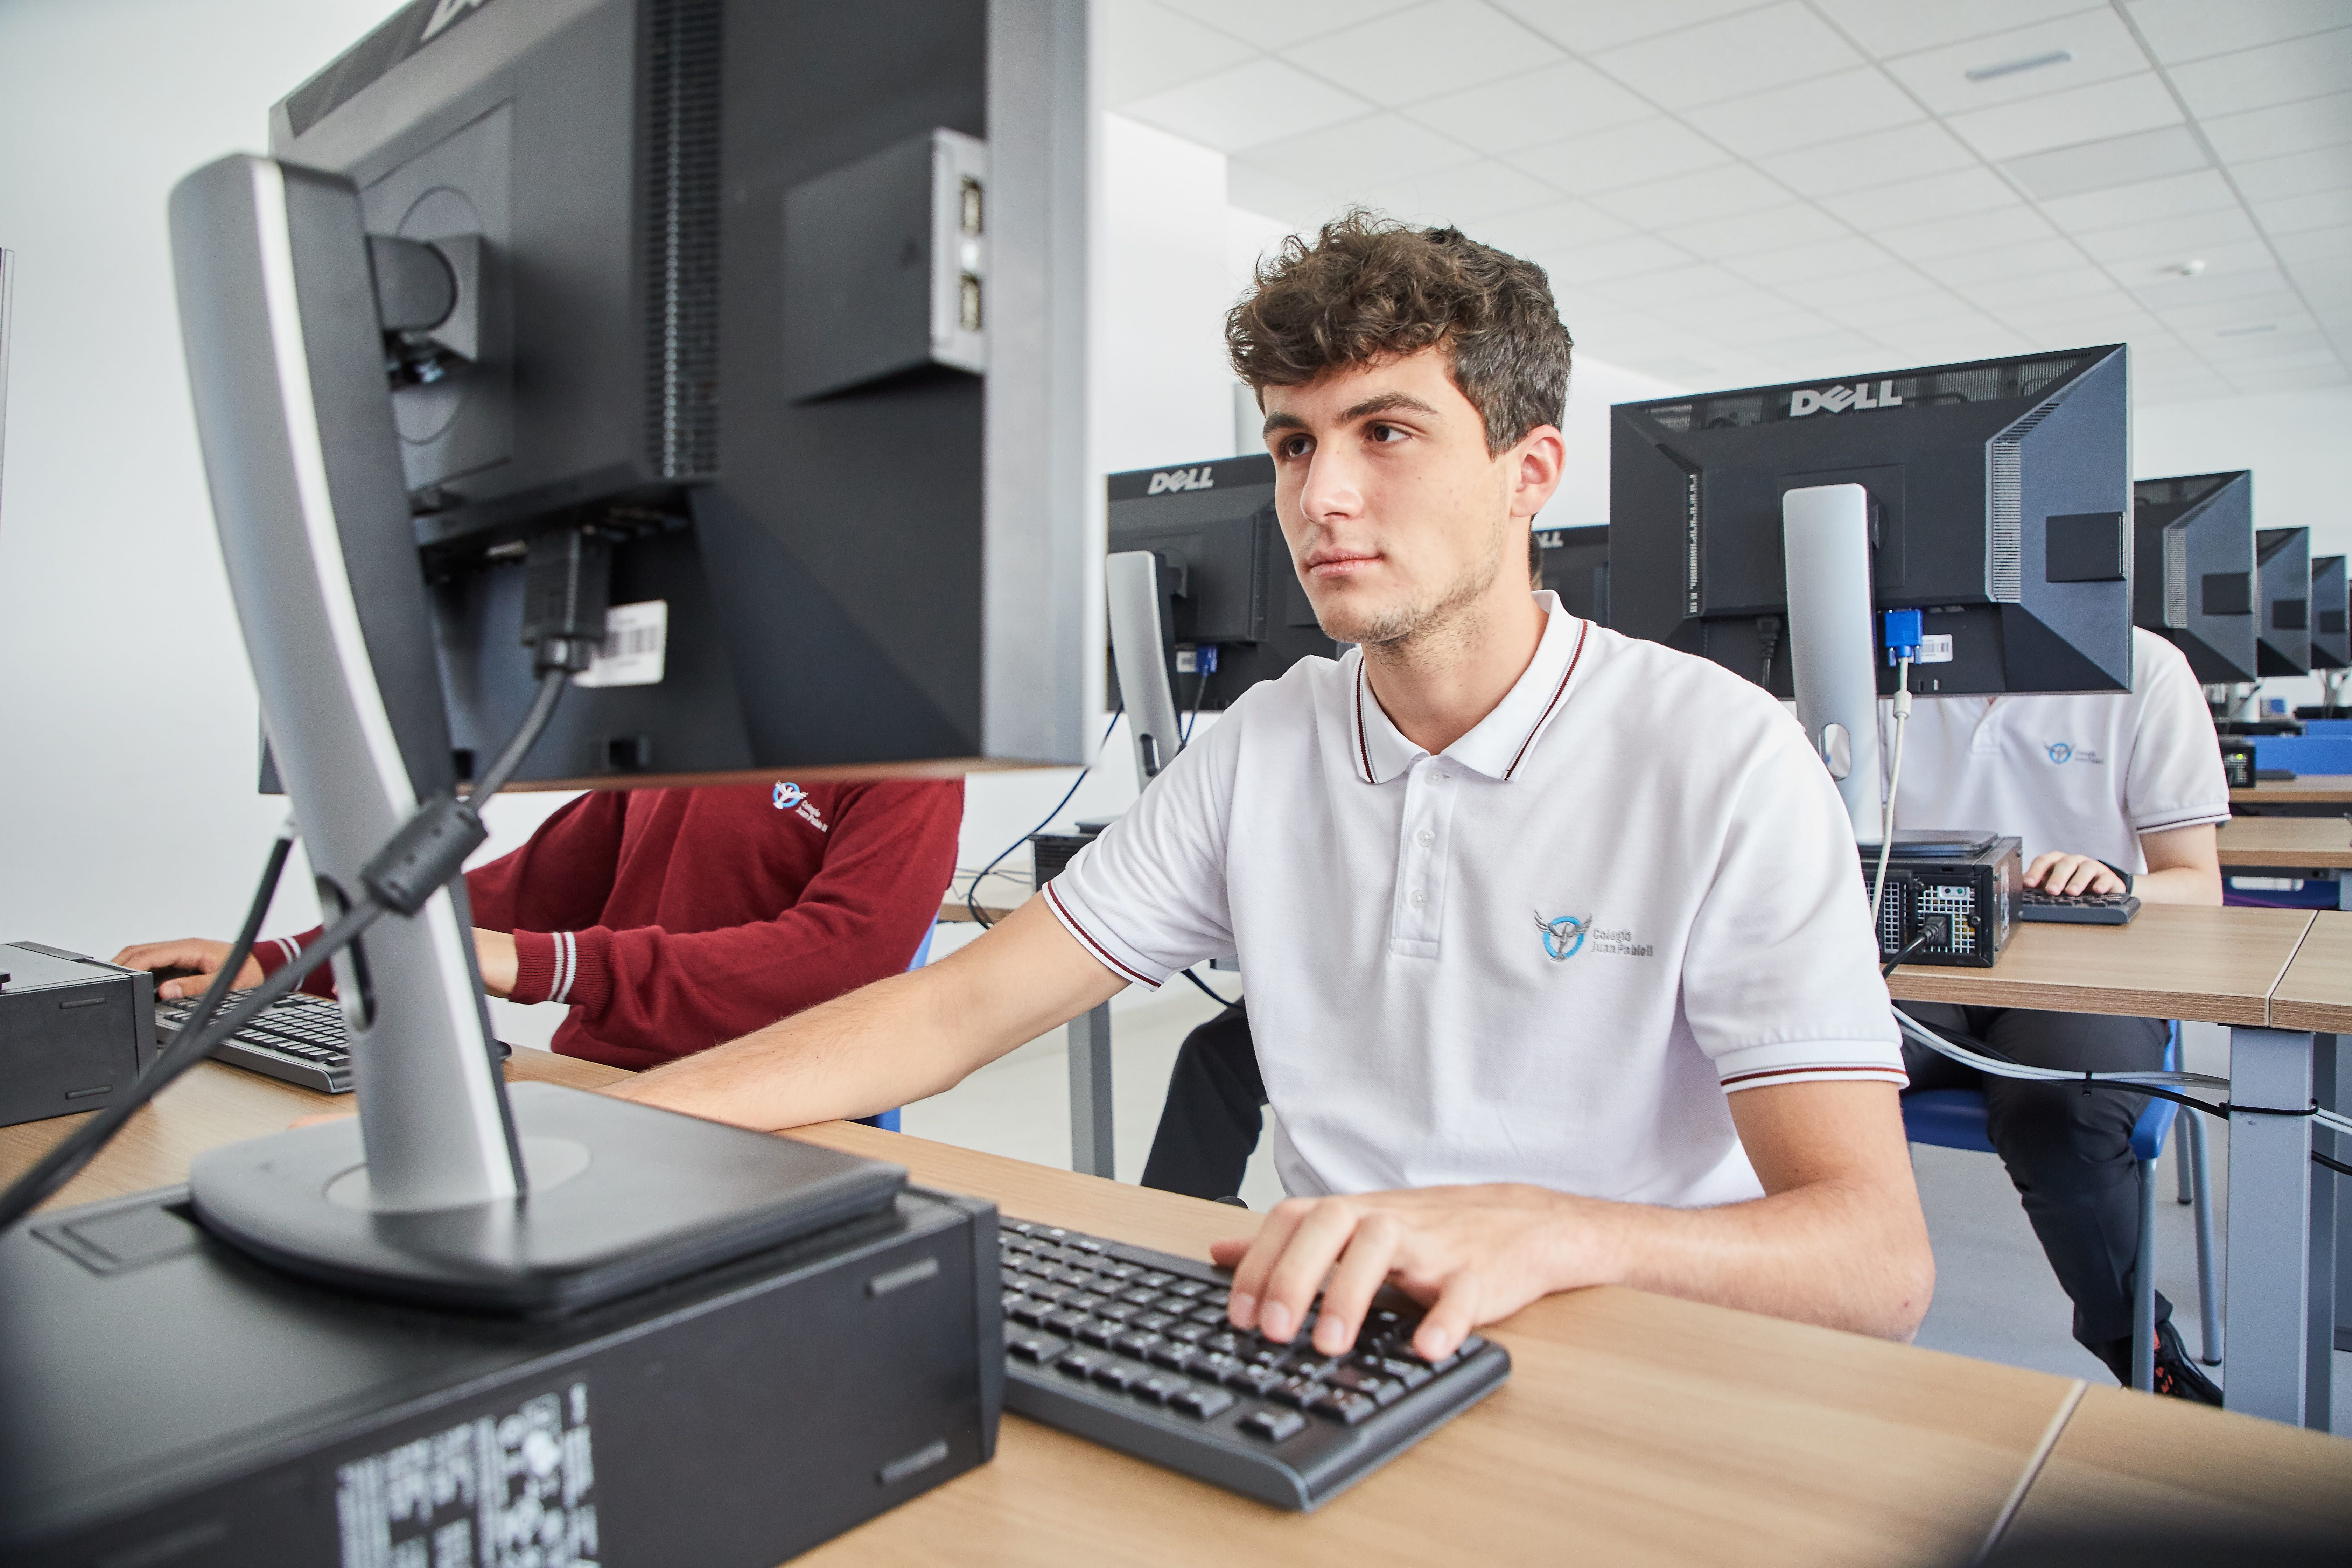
[2147,1319,2223,1406]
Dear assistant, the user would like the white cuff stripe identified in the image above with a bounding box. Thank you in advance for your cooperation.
[548,932,575,1005]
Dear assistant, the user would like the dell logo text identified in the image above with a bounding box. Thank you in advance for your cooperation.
[1789,381,1904,418]
[1146,466,1216,495]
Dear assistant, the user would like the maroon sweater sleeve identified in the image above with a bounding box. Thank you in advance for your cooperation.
[534,780,963,1061]
[250,792,631,999]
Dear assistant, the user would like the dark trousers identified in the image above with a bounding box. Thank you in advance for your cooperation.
[1904,1003,2171,1367]
[1140,1002,1267,1200]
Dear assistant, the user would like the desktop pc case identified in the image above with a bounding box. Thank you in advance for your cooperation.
[0,1180,1001,1567]
[1611,346,2130,699]
[0,944,161,1129]
[1861,836,2022,969]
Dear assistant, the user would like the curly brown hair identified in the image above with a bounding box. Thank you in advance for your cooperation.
[1226,212,1573,456]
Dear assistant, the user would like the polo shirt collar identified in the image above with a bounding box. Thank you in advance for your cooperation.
[1350,592,1591,785]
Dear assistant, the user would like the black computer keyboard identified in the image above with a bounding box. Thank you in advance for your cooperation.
[2017,888,2141,925]
[997,1218,1510,1510]
[155,991,356,1093]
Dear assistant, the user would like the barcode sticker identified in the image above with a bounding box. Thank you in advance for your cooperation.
[573,600,667,688]
[1917,633,1954,665]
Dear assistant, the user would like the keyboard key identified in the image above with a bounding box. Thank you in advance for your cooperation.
[1120,1286,1160,1307]
[1099,1263,1140,1283]
[1239,1409,1306,1443]
[1132,1374,1184,1404]
[1114,1331,1163,1359]
[1328,1366,1405,1406]
[1135,1311,1177,1333]
[1162,1279,1210,1300]
[1371,1356,1432,1391]
[1074,1318,1121,1349]
[1146,1342,1199,1371]
[1089,1361,1138,1392]
[1066,1292,1106,1313]
[1223,1365,1286,1396]
[1006,1331,1069,1363]
[1007,1299,1049,1327]
[1268,1375,1322,1409]
[1043,1309,1090,1337]
[1097,1301,1141,1323]
[1057,1349,1102,1378]
[1167,1322,1212,1345]
[1308,1389,1378,1425]
[1168,1385,1235,1420]
[1138,1270,1175,1288]
[1000,1289,1027,1314]
[1187,1304,1227,1326]
[1200,1331,1240,1356]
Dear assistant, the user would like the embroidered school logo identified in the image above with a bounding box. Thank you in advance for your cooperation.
[2044,742,2104,765]
[773,782,804,810]
[774,781,830,833]
[1535,913,1589,961]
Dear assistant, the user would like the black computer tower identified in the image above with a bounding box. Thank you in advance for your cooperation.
[1862,836,2022,968]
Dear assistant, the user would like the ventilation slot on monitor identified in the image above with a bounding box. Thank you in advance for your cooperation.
[640,0,723,481]
[1661,444,1702,617]
[2163,522,2189,628]
[1986,395,2062,604]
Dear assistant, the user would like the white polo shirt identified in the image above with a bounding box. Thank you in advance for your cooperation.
[1885,628,2230,869]
[1046,592,1903,1208]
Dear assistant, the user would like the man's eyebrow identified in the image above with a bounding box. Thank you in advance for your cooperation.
[1261,410,1309,435]
[1340,392,1441,422]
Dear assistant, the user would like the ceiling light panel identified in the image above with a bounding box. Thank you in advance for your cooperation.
[1591,2,1865,112]
[1942,73,2184,161]
[1683,65,1924,158]
[1122,56,1373,152]
[1277,0,1565,105]
[1401,59,1653,156]
[2000,125,2210,201]
[1885,11,2148,115]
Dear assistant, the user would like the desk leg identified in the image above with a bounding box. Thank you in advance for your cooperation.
[2316,1036,2339,1433]
[2226,1026,2315,1424]
[1067,1003,1114,1179]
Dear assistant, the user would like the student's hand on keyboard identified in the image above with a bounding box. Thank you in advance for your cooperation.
[1210,1185,1587,1364]
[113,937,263,998]
[2022,850,2123,897]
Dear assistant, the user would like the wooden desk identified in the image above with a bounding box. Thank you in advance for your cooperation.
[2218,815,2352,872]
[2268,908,2352,1035]
[1884,903,2316,1027]
[2004,1384,2352,1547]
[2232,774,2352,807]
[2,1057,2091,1566]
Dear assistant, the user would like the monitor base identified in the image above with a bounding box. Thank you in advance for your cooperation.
[186,1082,907,1316]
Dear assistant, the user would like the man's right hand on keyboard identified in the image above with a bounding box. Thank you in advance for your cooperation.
[113,938,261,999]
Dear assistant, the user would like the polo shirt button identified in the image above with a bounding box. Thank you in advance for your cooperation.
[1415,828,1434,848]
[1408,889,1427,908]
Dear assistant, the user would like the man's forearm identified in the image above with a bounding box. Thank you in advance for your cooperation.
[2136,863,2220,905]
[1550,1176,1933,1340]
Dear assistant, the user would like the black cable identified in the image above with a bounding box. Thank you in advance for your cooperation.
[175,820,299,1044]
[967,704,1124,929]
[2317,1150,2352,1180]
[471,668,568,799]
[1179,967,1235,1007]
[1881,931,1927,979]
[1181,668,1207,746]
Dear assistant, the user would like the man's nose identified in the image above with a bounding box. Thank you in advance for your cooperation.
[1299,447,1363,522]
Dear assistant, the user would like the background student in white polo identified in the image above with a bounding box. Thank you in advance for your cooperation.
[1890,629,2226,1401]
[615,214,1935,1360]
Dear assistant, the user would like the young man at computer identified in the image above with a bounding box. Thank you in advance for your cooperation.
[1890,638,2227,1401]
[610,215,1934,1361]
[114,779,962,1071]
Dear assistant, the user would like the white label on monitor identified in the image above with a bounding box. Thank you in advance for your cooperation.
[573,600,667,688]
[1917,633,1954,664]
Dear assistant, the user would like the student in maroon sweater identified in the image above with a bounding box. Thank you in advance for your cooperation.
[114,779,962,1071]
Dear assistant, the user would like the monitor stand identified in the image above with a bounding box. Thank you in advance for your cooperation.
[169,156,910,1314]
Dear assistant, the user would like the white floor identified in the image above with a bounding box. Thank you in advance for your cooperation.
[894,1004,2352,1424]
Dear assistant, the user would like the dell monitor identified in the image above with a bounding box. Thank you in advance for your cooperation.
[1105,453,1342,712]
[1610,345,2132,699]
[1536,525,1608,624]
[2256,526,2311,675]
[269,0,1094,785]
[2312,554,2349,671]
[2133,470,2256,684]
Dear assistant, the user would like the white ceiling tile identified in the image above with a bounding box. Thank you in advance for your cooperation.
[1098,0,1262,107]
[2232,145,2352,203]
[1752,121,1981,196]
[1874,203,2062,261]
[1682,66,1923,158]
[1350,159,1564,224]
[1589,262,1763,304]
[2199,91,2352,163]
[1884,10,2148,116]
[1742,328,1900,371]
[1227,163,1349,225]
[2152,288,2311,329]
[1278,0,1565,106]
[2253,187,2352,235]
[1817,166,2021,230]
[1401,59,1654,155]
[2273,223,2352,265]
[1726,234,1907,284]
[1234,112,1475,192]
[1704,306,1845,344]
[1477,197,1638,254]
[1588,162,1794,227]
[1150,0,1419,50]
[1962,265,2126,308]
[1942,74,2182,162]
[1774,263,1952,308]
[1489,0,1771,56]
[1592,2,1863,111]
[2036,169,2240,231]
[1990,296,2166,334]
[1810,0,2106,59]
[1819,288,1978,329]
[2134,259,2296,310]
[2173,29,2352,121]
[1124,57,1374,152]
[2123,0,2352,64]
[1656,201,1856,257]
[2223,362,2351,390]
[1915,236,2089,285]
[1999,125,2210,199]
[1540,233,1702,283]
[1505,117,1732,196]
[2073,208,2261,265]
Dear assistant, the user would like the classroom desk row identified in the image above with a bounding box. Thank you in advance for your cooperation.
[2,1051,2348,1566]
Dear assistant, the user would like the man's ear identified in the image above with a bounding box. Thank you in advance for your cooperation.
[1510,425,1566,521]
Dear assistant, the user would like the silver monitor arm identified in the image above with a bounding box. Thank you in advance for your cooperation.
[1106,549,1187,789]
[1783,483,1885,842]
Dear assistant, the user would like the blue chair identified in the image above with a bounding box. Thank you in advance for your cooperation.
[854,922,938,1133]
[1901,1022,2220,1389]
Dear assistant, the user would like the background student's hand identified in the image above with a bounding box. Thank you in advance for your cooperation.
[2022,850,2124,897]
[1210,1184,1602,1363]
[112,937,261,998]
